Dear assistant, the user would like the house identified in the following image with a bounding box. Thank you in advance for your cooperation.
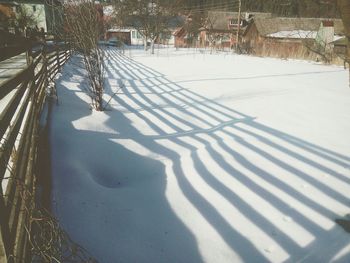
[106,28,144,46]
[174,26,188,47]
[107,16,183,46]
[157,30,176,45]
[156,16,184,46]
[243,17,344,60]
[198,11,272,49]
[173,14,198,48]
[0,0,62,33]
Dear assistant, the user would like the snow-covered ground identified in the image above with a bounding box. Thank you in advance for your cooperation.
[51,48,350,263]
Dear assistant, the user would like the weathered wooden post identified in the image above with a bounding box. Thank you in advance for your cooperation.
[0,194,10,263]
[56,45,60,72]
[43,45,47,87]
[26,46,32,67]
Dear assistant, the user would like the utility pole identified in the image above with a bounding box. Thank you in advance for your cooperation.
[235,0,242,53]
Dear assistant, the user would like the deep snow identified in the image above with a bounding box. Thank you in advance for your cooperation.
[51,48,350,263]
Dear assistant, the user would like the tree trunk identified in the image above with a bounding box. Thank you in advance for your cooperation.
[337,0,350,86]
[151,39,155,54]
[143,38,148,51]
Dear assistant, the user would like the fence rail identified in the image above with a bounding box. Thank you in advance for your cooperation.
[0,43,71,263]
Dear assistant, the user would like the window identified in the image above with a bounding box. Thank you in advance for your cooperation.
[229,19,243,26]
[33,5,36,12]
[132,31,136,38]
[137,31,142,39]
[229,19,237,26]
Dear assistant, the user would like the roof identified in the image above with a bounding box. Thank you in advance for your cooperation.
[205,11,272,31]
[254,17,344,37]
[107,28,132,33]
[173,27,184,36]
[267,30,317,39]
[331,36,348,46]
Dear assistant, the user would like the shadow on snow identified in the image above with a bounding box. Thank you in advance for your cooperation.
[51,49,350,263]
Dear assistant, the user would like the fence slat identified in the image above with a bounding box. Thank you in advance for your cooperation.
[0,81,28,140]
[0,65,32,100]
[0,42,71,262]
[0,85,33,182]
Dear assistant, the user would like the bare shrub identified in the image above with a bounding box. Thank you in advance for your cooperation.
[63,0,106,111]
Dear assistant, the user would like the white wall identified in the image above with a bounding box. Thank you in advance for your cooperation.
[131,29,144,45]
[130,29,176,46]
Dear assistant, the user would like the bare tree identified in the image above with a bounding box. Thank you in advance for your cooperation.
[16,6,37,29]
[302,28,334,64]
[62,0,106,111]
[113,0,182,54]
[337,0,350,86]
[203,12,222,53]
[184,12,205,48]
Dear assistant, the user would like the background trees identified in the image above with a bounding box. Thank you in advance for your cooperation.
[112,0,182,54]
[183,0,339,18]
[0,4,15,30]
[337,0,350,85]
[0,4,38,33]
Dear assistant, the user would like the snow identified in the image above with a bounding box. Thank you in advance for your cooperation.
[103,5,114,17]
[51,48,350,263]
[267,30,318,39]
[334,35,345,42]
[107,28,132,33]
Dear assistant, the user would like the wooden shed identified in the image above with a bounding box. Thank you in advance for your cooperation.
[243,17,344,60]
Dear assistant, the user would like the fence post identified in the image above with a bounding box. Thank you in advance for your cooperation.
[26,46,32,67]
[0,194,10,263]
[56,46,60,72]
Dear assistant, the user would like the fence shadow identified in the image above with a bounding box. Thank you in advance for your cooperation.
[51,55,204,263]
[53,50,350,263]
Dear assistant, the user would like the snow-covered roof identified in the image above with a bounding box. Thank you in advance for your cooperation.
[331,36,347,46]
[267,30,317,39]
[255,18,344,37]
[107,28,132,33]
[334,35,344,42]
[267,30,345,42]
[103,5,114,17]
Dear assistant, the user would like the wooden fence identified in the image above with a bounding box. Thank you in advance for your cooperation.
[0,43,71,262]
